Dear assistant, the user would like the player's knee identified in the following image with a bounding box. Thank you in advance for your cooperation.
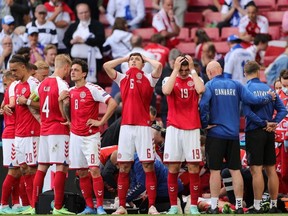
[78,169,89,178]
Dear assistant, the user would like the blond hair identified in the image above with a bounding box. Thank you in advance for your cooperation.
[55,54,72,69]
[34,60,49,70]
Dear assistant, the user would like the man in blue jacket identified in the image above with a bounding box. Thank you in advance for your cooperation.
[243,61,287,213]
[199,60,275,214]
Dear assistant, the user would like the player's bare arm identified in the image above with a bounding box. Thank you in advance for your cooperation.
[17,95,40,109]
[186,55,205,94]
[103,56,129,79]
[86,97,117,128]
[142,55,162,78]
[162,56,183,95]
[58,90,71,123]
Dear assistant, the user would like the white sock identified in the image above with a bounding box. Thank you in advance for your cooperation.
[236,198,243,209]
[254,199,261,210]
[211,197,219,209]
[270,199,277,208]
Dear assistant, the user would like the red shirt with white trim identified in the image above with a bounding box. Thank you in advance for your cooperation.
[239,15,269,37]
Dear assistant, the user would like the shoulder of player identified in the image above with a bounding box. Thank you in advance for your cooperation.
[27,76,40,85]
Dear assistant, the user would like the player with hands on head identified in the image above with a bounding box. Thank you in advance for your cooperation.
[162,54,205,214]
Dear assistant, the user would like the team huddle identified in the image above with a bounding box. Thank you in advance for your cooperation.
[0,52,287,215]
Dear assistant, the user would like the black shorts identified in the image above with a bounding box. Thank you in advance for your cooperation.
[245,128,276,166]
[205,136,241,170]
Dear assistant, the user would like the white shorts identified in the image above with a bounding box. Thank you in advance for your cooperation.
[117,125,155,162]
[15,136,39,166]
[164,126,202,163]
[2,138,19,167]
[69,132,101,169]
[38,135,70,165]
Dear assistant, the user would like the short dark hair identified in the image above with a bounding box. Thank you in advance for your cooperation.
[254,34,271,45]
[280,69,288,80]
[179,54,189,66]
[245,1,257,9]
[72,59,88,79]
[9,54,30,68]
[244,61,260,75]
[129,52,144,63]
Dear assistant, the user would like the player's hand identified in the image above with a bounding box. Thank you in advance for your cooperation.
[17,95,28,105]
[60,121,70,126]
[264,122,277,132]
[3,105,13,115]
[59,90,69,101]
[86,119,103,127]
[174,56,184,71]
[205,124,217,130]
[185,55,194,71]
[267,89,276,100]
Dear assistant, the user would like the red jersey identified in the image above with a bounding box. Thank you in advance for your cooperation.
[69,82,111,136]
[165,75,201,130]
[144,43,170,67]
[114,67,158,126]
[275,90,288,143]
[2,81,17,139]
[99,145,118,165]
[37,76,70,135]
[14,76,40,137]
[239,15,268,38]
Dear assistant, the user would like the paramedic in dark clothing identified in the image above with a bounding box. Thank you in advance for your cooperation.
[243,61,287,213]
[199,60,275,214]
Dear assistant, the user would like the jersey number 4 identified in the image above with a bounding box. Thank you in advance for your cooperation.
[42,96,50,118]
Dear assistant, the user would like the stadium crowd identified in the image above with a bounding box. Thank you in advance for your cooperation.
[0,0,288,215]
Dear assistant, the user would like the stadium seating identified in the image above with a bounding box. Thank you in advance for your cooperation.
[176,42,196,55]
[204,12,222,27]
[263,45,285,67]
[253,0,276,12]
[184,12,203,28]
[264,11,285,26]
[259,69,267,83]
[188,0,213,12]
[178,27,190,42]
[268,26,281,40]
[214,41,230,55]
[276,0,288,11]
[132,28,155,41]
[191,27,220,41]
[221,27,239,41]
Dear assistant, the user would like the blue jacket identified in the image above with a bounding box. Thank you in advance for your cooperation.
[127,154,183,202]
[199,74,272,140]
[243,78,287,131]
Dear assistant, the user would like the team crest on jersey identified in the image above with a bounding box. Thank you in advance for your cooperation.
[187,80,194,87]
[21,87,27,94]
[136,73,142,80]
[80,91,86,98]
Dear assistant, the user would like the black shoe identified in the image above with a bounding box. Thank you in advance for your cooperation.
[206,207,219,214]
[246,207,263,214]
[268,207,282,213]
[235,208,244,214]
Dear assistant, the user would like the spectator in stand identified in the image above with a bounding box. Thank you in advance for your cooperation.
[217,0,252,31]
[44,0,75,54]
[121,35,156,74]
[34,60,49,82]
[203,0,225,18]
[24,26,44,64]
[144,33,170,68]
[274,78,282,93]
[281,11,288,41]
[238,1,269,43]
[194,29,211,61]
[0,36,13,70]
[152,0,180,49]
[24,4,58,48]
[243,61,286,213]
[106,0,145,30]
[103,17,132,60]
[224,34,253,84]
[246,33,270,65]
[0,15,23,54]
[155,48,181,127]
[66,0,105,21]
[44,44,57,75]
[265,46,288,87]
[7,0,30,27]
[201,42,223,83]
[63,3,105,83]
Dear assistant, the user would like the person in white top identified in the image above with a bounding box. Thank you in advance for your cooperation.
[24,4,58,48]
[239,1,269,42]
[106,0,145,30]
[152,0,180,49]
[0,15,23,54]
